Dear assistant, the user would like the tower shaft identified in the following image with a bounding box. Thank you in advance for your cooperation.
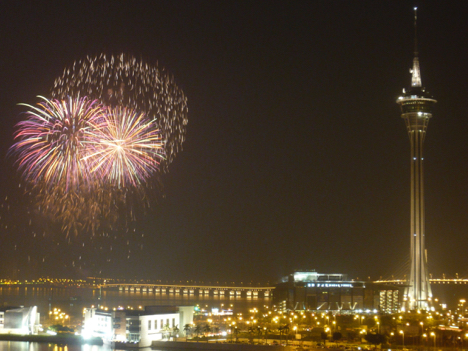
[397,89,436,311]
[404,112,431,310]
[397,7,436,311]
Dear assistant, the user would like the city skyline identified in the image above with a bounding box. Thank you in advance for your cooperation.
[1,2,468,283]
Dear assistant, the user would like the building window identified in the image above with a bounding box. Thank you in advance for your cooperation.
[172,318,175,327]
[160,319,163,329]
[148,320,151,330]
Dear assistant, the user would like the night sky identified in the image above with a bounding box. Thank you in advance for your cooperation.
[1,1,468,284]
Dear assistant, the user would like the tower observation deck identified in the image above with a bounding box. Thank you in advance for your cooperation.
[396,8,436,311]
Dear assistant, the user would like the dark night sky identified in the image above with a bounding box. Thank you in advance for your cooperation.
[1,1,468,284]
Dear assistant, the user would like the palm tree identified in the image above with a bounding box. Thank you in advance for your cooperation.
[234,327,239,343]
[282,324,290,345]
[163,323,171,340]
[264,327,271,345]
[248,326,255,343]
[183,324,191,341]
[194,324,201,342]
[256,326,263,344]
[203,323,211,342]
[172,325,179,340]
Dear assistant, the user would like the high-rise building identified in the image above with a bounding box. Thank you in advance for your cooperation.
[396,8,436,311]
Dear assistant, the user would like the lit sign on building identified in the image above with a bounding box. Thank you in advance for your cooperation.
[307,283,354,288]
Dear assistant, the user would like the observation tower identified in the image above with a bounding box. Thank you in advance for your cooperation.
[396,8,436,311]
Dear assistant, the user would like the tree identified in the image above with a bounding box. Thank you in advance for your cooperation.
[278,324,289,343]
[172,325,179,340]
[163,323,171,340]
[203,323,211,342]
[233,327,239,343]
[256,326,263,344]
[264,327,271,345]
[281,324,290,345]
[332,331,343,346]
[49,324,74,333]
[347,331,357,342]
[321,331,329,345]
[248,326,255,343]
[365,333,387,350]
[183,324,191,341]
[194,325,201,342]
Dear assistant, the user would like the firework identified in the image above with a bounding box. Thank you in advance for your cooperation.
[10,96,166,234]
[86,105,165,188]
[9,54,186,234]
[9,96,108,234]
[51,53,188,169]
[10,96,104,189]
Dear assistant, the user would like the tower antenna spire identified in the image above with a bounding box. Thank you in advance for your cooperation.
[411,7,422,87]
[414,7,418,57]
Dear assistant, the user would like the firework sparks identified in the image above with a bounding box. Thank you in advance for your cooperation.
[86,105,165,188]
[51,53,188,169]
[10,96,104,189]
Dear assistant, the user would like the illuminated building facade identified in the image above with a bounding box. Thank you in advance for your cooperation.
[83,305,194,346]
[0,306,40,334]
[273,271,401,313]
[396,8,436,311]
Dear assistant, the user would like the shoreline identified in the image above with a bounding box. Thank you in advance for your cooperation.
[152,340,296,350]
[0,333,103,345]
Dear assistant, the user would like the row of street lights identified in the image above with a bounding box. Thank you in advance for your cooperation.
[396,330,437,348]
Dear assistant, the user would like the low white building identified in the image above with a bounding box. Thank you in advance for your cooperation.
[83,305,194,347]
[0,306,40,334]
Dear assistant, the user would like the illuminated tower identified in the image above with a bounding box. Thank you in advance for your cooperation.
[396,7,436,311]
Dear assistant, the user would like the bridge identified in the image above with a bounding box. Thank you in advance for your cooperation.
[374,278,468,285]
[103,283,273,298]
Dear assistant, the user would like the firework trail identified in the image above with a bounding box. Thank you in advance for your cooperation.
[51,53,188,169]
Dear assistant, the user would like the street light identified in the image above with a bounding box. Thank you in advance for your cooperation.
[400,330,405,347]
[431,332,436,348]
